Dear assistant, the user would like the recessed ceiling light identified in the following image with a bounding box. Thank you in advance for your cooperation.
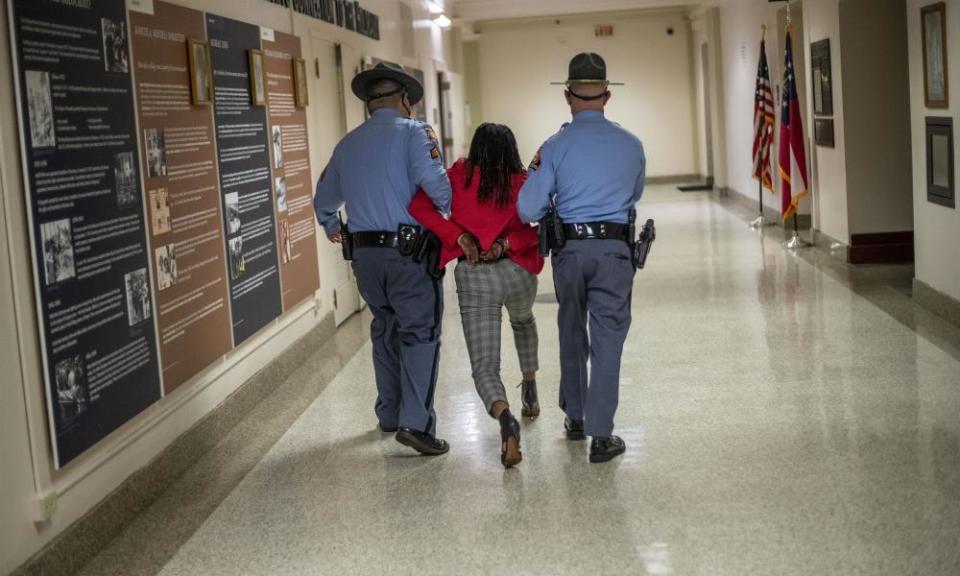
[427,1,444,15]
[433,14,452,28]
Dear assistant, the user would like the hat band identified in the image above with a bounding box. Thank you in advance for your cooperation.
[567,87,608,101]
[367,85,406,102]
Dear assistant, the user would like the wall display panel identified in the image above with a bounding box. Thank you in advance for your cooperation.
[262,32,320,310]
[206,14,284,344]
[130,1,233,393]
[7,0,162,468]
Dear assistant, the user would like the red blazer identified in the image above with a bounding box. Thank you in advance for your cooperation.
[409,159,544,275]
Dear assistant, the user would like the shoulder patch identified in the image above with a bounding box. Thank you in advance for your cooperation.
[528,146,543,172]
[423,124,439,146]
[423,124,441,161]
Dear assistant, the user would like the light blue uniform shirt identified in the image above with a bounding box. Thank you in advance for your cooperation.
[518,110,646,224]
[314,108,452,234]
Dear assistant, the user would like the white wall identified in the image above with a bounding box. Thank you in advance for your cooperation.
[717,0,782,213]
[717,0,815,219]
[0,0,463,573]
[473,10,698,177]
[804,0,849,241]
[907,0,960,301]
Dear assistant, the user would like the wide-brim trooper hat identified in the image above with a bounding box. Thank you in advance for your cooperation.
[551,52,624,87]
[351,61,424,106]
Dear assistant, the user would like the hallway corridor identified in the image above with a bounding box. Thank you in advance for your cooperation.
[74,187,960,576]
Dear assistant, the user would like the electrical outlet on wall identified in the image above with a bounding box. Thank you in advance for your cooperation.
[32,490,58,524]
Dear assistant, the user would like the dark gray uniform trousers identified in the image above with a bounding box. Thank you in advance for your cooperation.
[352,247,443,436]
[552,239,635,438]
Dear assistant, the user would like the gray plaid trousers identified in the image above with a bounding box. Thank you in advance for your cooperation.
[454,258,539,415]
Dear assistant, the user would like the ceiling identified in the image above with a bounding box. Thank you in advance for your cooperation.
[451,0,706,22]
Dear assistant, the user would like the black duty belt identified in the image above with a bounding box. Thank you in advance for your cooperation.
[353,231,400,249]
[562,222,630,241]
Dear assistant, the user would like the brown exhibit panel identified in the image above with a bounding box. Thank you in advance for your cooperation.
[262,32,320,312]
[130,1,233,393]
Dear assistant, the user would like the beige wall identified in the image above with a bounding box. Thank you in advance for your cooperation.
[473,10,698,177]
[907,0,960,301]
[0,0,464,572]
[840,0,913,236]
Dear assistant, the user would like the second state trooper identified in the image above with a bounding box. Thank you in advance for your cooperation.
[518,53,646,463]
[313,61,453,455]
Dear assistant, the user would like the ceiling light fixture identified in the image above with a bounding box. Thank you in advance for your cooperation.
[427,1,444,15]
[433,14,452,28]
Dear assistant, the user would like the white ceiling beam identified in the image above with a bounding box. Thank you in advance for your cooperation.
[452,0,699,21]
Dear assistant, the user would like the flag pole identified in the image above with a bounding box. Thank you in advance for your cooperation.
[750,178,773,228]
[786,212,811,249]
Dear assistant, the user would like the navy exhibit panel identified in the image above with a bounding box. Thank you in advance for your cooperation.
[8,0,161,468]
[207,14,283,344]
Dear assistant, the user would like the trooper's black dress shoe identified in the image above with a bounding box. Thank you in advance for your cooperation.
[564,417,585,441]
[520,380,540,419]
[395,427,450,455]
[589,435,626,463]
[378,423,398,433]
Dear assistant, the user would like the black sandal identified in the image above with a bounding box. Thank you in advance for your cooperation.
[499,409,522,468]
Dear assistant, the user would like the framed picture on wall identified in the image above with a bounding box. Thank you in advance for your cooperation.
[926,116,955,208]
[187,39,213,106]
[293,58,309,108]
[811,39,833,116]
[922,2,949,108]
[248,49,268,106]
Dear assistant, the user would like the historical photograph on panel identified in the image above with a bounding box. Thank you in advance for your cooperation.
[225,192,241,235]
[26,70,56,149]
[124,268,152,326]
[188,39,213,106]
[101,18,130,73]
[272,125,283,169]
[228,237,245,280]
[114,152,138,207]
[40,219,76,286]
[280,220,292,264]
[248,49,267,106]
[55,356,89,423]
[155,244,178,291]
[149,188,171,235]
[275,176,288,212]
[145,128,167,178]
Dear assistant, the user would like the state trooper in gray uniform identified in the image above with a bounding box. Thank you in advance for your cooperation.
[518,53,646,463]
[314,61,453,455]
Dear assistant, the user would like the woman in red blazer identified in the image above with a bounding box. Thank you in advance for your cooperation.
[409,123,543,468]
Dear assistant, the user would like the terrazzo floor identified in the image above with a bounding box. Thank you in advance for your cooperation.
[79,187,960,575]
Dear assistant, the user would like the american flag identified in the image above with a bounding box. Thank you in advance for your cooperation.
[778,25,809,221]
[752,35,774,191]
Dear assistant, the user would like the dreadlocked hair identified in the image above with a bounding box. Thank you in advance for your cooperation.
[464,123,524,209]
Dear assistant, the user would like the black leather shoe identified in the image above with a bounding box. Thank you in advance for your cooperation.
[589,435,626,463]
[564,417,585,441]
[395,428,450,455]
[499,410,522,468]
[520,380,540,419]
[378,423,398,433]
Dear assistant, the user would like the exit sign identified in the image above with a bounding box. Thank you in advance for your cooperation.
[595,25,614,37]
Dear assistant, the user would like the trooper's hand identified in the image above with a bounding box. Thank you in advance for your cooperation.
[457,233,480,265]
[327,230,342,244]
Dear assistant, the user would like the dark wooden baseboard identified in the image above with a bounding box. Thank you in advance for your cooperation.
[848,231,914,264]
